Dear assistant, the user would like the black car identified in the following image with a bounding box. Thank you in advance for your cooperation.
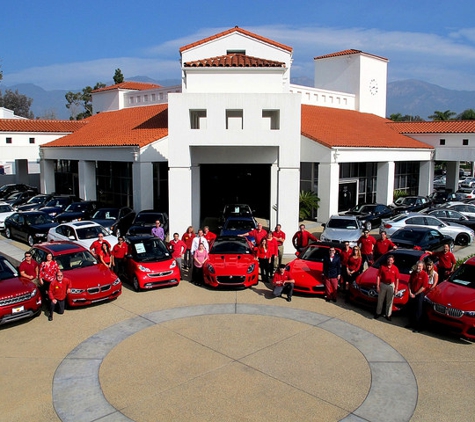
[343,203,394,231]
[39,195,80,218]
[389,227,454,252]
[0,183,38,200]
[3,190,38,208]
[4,211,58,246]
[54,201,99,223]
[429,190,462,205]
[91,207,134,234]
[16,194,55,212]
[390,196,431,214]
[126,210,169,237]
[425,208,475,231]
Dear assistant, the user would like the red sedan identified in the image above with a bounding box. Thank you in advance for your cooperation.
[350,249,432,312]
[424,257,475,340]
[203,236,258,288]
[286,242,342,295]
[0,255,42,325]
[30,242,121,307]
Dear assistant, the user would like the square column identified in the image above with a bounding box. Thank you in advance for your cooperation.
[277,167,300,256]
[132,161,153,211]
[376,161,395,205]
[169,166,193,237]
[269,163,278,230]
[317,162,340,223]
[419,160,434,196]
[446,161,460,193]
[78,160,97,201]
[39,158,55,194]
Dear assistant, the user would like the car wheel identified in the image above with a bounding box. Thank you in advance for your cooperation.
[27,235,35,247]
[456,233,470,246]
[365,221,372,231]
[132,276,141,292]
[4,227,12,239]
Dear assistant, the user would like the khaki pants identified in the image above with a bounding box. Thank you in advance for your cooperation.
[376,282,395,317]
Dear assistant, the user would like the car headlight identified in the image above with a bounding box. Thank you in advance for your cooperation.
[464,310,475,317]
[138,265,151,272]
[395,288,406,298]
[35,233,47,238]
[70,288,85,294]
[169,260,177,269]
[30,288,37,298]
[112,278,121,286]
[320,234,328,241]
[207,264,215,274]
[247,263,255,274]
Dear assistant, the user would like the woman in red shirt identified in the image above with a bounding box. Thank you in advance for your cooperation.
[257,238,271,283]
[39,252,60,310]
[182,226,195,269]
[98,242,112,269]
[346,246,363,288]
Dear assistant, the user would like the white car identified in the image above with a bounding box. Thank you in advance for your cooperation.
[455,188,475,200]
[0,202,15,230]
[380,212,474,246]
[47,221,117,250]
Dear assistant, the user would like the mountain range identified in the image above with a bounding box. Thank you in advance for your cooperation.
[1,78,474,120]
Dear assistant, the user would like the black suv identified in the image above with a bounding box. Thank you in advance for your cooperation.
[126,210,169,237]
[54,201,99,223]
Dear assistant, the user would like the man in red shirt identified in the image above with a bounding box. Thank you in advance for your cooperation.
[272,224,286,270]
[19,252,39,282]
[48,271,71,321]
[90,233,111,258]
[203,226,217,248]
[169,232,187,278]
[374,231,397,261]
[292,224,318,253]
[240,223,267,247]
[111,236,128,276]
[266,232,279,277]
[406,260,429,332]
[430,243,456,280]
[358,229,376,269]
[272,264,295,302]
[375,254,399,321]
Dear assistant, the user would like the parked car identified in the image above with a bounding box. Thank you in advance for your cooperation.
[285,242,343,295]
[0,202,15,230]
[16,194,54,212]
[424,208,475,231]
[108,209,137,237]
[54,201,99,223]
[4,211,58,246]
[320,215,363,247]
[203,236,259,289]
[456,188,475,200]
[389,196,431,214]
[3,190,38,207]
[47,221,117,250]
[219,216,258,242]
[350,249,432,312]
[460,177,475,188]
[444,202,475,218]
[389,227,453,252]
[39,195,81,218]
[429,190,462,205]
[0,255,42,325]
[433,176,446,190]
[123,235,180,291]
[424,256,475,340]
[90,207,134,233]
[342,203,394,231]
[29,242,122,307]
[126,210,169,237]
[0,183,38,200]
[219,203,254,225]
[379,212,474,246]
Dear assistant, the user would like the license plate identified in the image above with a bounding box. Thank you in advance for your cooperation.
[12,306,24,314]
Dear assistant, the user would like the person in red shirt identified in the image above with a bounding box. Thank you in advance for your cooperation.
[111,236,128,276]
[429,243,456,280]
[266,232,279,277]
[339,242,353,291]
[240,223,267,247]
[272,224,286,269]
[98,242,112,269]
[272,264,295,302]
[358,229,376,269]
[169,232,187,278]
[203,226,217,248]
[406,261,429,332]
[90,233,111,258]
[19,251,39,281]
[48,271,71,321]
[374,231,397,261]
[257,238,272,283]
[292,224,318,252]
[375,254,399,321]
[181,226,195,269]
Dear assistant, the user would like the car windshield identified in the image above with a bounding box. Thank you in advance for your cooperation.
[45,197,69,207]
[327,218,358,229]
[224,219,255,231]
[134,213,163,224]
[55,250,97,271]
[224,205,251,215]
[130,238,170,262]
[25,213,54,225]
[93,209,119,220]
[210,240,251,254]
[448,264,475,289]
[26,196,47,204]
[0,258,18,280]
[6,192,22,200]
[395,197,416,205]
[76,226,108,239]
[300,246,336,262]
[0,204,12,213]
[372,252,422,274]
[64,203,86,212]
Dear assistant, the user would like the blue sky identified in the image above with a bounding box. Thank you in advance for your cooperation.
[2,0,475,91]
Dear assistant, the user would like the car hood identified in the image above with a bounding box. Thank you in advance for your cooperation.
[287,258,324,286]
[344,211,371,219]
[62,264,118,288]
[40,206,63,215]
[321,227,361,242]
[130,257,176,271]
[0,277,37,297]
[91,218,117,229]
[427,282,475,310]
[208,254,255,272]
[30,222,58,232]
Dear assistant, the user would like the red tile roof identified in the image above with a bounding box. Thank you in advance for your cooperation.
[180,26,293,53]
[301,105,432,149]
[184,53,285,68]
[43,104,168,148]
[0,119,86,133]
[92,81,161,93]
[388,120,475,134]
[314,49,388,62]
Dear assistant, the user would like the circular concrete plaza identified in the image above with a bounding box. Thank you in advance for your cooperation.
[53,304,417,422]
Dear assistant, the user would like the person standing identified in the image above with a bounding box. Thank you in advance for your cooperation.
[239,222,267,246]
[272,224,286,270]
[151,220,165,241]
[339,242,353,291]
[98,242,112,269]
[191,229,210,254]
[266,232,278,278]
[48,271,71,321]
[406,261,429,332]
[424,260,439,293]
[322,247,341,303]
[39,252,59,312]
[181,226,195,269]
[292,224,318,253]
[374,231,396,261]
[257,238,271,283]
[90,233,111,258]
[375,255,399,321]
[192,243,209,285]
[169,233,187,278]
[358,229,376,269]
[203,226,217,248]
[19,251,39,282]
[429,243,456,281]
[272,264,295,302]
[111,236,128,276]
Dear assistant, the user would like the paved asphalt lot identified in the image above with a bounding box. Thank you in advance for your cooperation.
[1,224,474,422]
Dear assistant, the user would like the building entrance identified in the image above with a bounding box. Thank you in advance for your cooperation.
[200,164,271,223]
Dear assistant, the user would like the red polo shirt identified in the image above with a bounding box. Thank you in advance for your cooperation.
[378,264,399,284]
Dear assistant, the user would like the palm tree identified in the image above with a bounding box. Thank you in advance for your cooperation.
[458,109,475,120]
[299,191,320,220]
[428,110,456,121]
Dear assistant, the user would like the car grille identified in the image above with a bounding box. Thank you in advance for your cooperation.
[87,284,111,294]
[0,292,31,307]
[148,270,173,278]
[359,287,378,298]
[217,275,245,284]
[434,304,463,318]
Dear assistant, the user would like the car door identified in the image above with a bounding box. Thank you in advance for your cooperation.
[14,214,28,242]
[405,215,426,229]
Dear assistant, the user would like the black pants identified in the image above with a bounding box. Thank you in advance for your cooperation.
[192,266,204,285]
[258,258,271,283]
[408,294,425,329]
[49,298,66,316]
[113,258,125,277]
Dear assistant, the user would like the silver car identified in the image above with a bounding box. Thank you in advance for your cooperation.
[380,212,474,246]
[320,215,364,247]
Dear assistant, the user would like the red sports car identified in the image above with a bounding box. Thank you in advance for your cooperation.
[29,242,121,307]
[350,249,432,312]
[124,236,180,291]
[0,255,42,325]
[424,257,475,340]
[203,236,258,288]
